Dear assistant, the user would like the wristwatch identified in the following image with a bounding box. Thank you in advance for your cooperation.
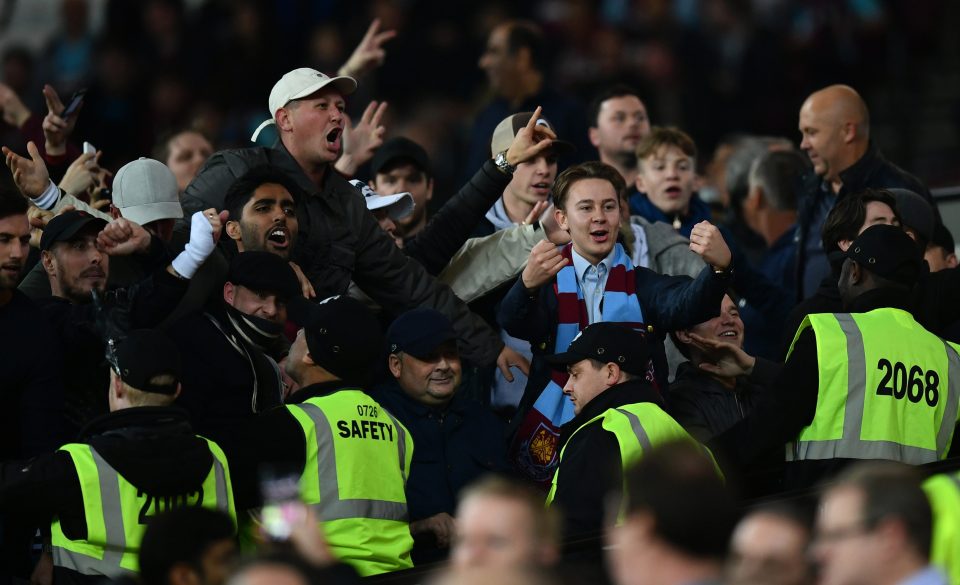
[713,261,734,277]
[494,150,516,175]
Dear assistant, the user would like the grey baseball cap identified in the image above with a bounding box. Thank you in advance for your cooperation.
[112,158,183,226]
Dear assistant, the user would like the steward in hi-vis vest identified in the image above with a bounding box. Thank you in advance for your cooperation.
[222,296,414,577]
[540,322,714,543]
[710,225,958,491]
[923,471,960,584]
[0,330,236,585]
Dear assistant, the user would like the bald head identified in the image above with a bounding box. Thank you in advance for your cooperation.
[798,85,870,185]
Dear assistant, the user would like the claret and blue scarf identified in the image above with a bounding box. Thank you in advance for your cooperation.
[509,242,653,484]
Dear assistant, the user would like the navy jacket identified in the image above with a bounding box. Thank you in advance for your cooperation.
[367,382,508,523]
[498,263,729,424]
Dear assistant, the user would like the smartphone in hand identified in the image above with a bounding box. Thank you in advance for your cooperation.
[62,88,87,118]
[259,469,308,541]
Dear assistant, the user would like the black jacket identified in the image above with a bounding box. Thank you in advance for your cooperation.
[167,304,284,445]
[0,407,215,585]
[550,380,664,541]
[782,263,960,357]
[667,359,779,442]
[402,160,511,276]
[795,142,934,300]
[0,291,67,459]
[36,268,190,433]
[181,143,502,365]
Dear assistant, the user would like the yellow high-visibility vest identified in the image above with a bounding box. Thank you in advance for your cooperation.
[287,390,414,576]
[545,401,717,522]
[923,472,960,585]
[785,308,960,464]
[51,438,235,578]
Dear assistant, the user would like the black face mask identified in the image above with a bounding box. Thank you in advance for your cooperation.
[223,302,287,354]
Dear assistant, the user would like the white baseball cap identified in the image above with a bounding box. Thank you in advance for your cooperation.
[112,158,183,225]
[251,68,358,142]
[349,179,414,221]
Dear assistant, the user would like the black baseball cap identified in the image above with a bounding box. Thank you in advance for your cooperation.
[227,251,301,300]
[386,308,457,360]
[113,329,182,394]
[298,296,382,384]
[845,224,923,287]
[889,188,934,243]
[543,322,649,376]
[931,222,955,252]
[370,137,432,177]
[40,210,107,251]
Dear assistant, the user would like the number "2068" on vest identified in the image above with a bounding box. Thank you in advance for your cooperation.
[876,359,939,406]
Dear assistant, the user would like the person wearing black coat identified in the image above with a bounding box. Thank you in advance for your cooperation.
[168,252,304,444]
[35,210,218,432]
[539,323,704,548]
[0,330,234,585]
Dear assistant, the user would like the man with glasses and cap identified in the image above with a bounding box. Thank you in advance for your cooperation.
[0,329,236,585]
[180,68,542,384]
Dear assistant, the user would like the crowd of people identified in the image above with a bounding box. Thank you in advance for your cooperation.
[1,5,960,585]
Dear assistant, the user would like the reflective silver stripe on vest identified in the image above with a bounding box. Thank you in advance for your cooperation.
[52,450,129,577]
[613,408,653,452]
[381,409,409,481]
[211,453,230,510]
[54,447,230,576]
[936,340,960,454]
[297,403,409,522]
[790,314,959,464]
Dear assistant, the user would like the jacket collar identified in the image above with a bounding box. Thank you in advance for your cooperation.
[836,142,884,194]
[79,406,193,441]
[845,287,914,313]
[633,193,712,236]
[560,379,663,443]
[287,380,357,403]
[377,379,468,418]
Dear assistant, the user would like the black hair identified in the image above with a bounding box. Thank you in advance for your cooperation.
[223,166,302,222]
[623,441,737,559]
[821,189,899,254]
[505,21,547,73]
[139,507,236,585]
[587,84,643,127]
[0,193,28,221]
